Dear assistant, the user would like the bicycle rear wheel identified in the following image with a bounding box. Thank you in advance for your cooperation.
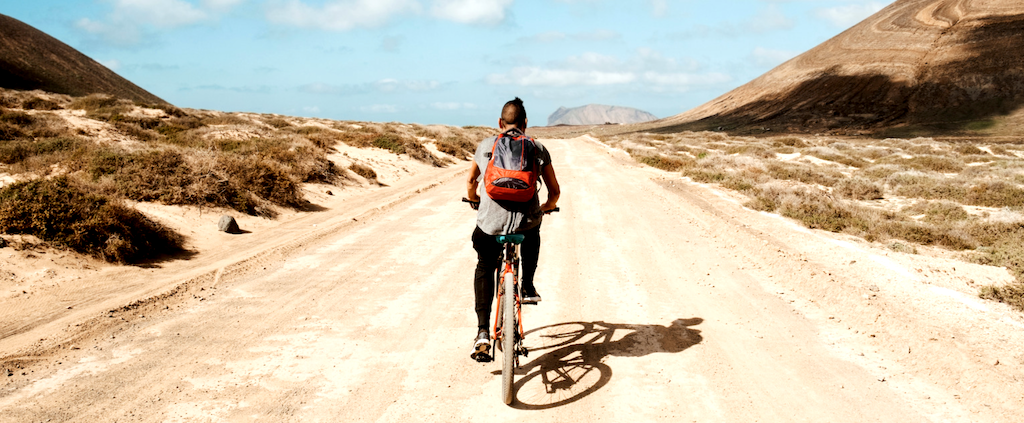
[501,271,516,405]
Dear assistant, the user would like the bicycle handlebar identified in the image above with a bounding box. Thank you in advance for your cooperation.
[463,197,560,214]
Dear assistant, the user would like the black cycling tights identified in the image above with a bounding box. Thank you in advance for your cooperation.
[472,225,540,330]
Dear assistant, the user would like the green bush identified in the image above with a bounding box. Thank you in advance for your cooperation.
[636,154,691,171]
[0,137,83,165]
[372,134,406,154]
[0,177,185,263]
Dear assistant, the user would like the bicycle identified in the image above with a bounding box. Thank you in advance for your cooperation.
[463,197,558,405]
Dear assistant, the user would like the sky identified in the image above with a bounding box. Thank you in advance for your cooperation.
[5,0,893,126]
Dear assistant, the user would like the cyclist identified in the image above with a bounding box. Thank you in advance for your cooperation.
[466,97,560,361]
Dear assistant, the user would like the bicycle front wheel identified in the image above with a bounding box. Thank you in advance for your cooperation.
[501,271,516,405]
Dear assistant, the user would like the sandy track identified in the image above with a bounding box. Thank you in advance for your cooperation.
[1,137,1021,421]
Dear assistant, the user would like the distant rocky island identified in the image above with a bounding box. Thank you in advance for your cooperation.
[547,104,658,126]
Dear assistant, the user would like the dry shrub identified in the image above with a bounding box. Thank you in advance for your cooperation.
[220,156,303,210]
[881,155,964,173]
[69,94,134,119]
[861,164,905,179]
[980,284,1024,312]
[405,141,447,167]
[156,116,205,142]
[0,109,72,139]
[886,172,968,201]
[961,154,994,164]
[22,97,61,110]
[114,121,160,142]
[834,177,884,200]
[0,93,18,108]
[955,144,985,155]
[965,181,1024,208]
[774,137,807,147]
[766,161,841,187]
[89,149,193,203]
[635,153,692,171]
[304,132,341,149]
[875,221,974,250]
[988,145,1010,156]
[747,184,864,232]
[972,223,1024,311]
[906,144,939,154]
[295,154,340,183]
[856,146,895,160]
[349,163,377,180]
[0,120,23,140]
[0,137,83,167]
[804,147,866,168]
[436,136,477,159]
[725,144,775,159]
[903,200,969,223]
[201,114,251,126]
[335,130,379,148]
[0,176,184,263]
[263,117,292,128]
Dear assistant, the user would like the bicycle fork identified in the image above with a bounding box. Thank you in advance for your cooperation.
[493,262,528,365]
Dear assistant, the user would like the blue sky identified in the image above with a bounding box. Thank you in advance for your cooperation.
[6,0,891,126]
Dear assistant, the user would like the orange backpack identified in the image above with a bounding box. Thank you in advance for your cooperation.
[483,129,538,202]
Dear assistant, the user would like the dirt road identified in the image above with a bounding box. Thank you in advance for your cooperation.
[2,137,1021,422]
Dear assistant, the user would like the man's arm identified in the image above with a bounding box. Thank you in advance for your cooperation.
[540,164,560,212]
[466,161,482,202]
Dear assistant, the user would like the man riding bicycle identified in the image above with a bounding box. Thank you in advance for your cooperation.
[465,97,560,361]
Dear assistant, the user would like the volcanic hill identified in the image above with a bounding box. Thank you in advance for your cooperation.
[0,13,166,104]
[658,0,1024,136]
[547,104,658,126]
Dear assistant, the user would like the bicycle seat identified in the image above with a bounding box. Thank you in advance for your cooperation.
[495,234,526,245]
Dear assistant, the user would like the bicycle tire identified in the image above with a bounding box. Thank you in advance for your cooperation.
[501,271,516,405]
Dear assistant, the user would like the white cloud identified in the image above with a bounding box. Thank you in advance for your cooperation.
[76,0,245,46]
[669,4,794,39]
[486,48,732,93]
[266,0,421,31]
[814,2,886,28]
[114,0,208,28]
[487,68,635,87]
[430,0,513,25]
[519,31,567,43]
[99,59,122,70]
[649,0,668,18]
[202,0,246,12]
[575,29,621,41]
[750,47,798,67]
[303,106,321,113]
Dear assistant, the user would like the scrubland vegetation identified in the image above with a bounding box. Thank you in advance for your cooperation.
[0,89,493,263]
[607,131,1024,311]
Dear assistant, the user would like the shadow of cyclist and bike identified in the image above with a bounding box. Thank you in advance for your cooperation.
[495,317,703,410]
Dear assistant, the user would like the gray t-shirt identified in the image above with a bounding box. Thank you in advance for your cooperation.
[474,131,551,235]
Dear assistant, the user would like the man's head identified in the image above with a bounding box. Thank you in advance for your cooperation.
[500,97,527,130]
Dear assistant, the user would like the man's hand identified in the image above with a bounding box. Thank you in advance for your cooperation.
[540,201,558,213]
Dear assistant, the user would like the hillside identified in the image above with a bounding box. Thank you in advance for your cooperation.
[0,14,166,105]
[547,104,657,126]
[657,0,1024,136]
